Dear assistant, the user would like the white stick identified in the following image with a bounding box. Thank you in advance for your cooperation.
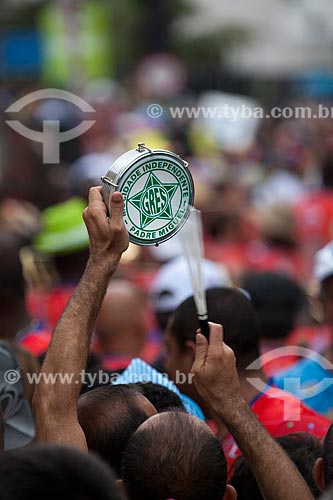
[180,208,209,329]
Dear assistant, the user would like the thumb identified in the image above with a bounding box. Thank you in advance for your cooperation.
[110,191,124,225]
[193,332,208,368]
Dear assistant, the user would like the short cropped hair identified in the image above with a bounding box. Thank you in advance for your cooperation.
[170,287,261,369]
[131,382,185,413]
[0,444,121,500]
[324,424,333,487]
[231,433,323,499]
[78,384,151,477]
[0,232,25,303]
[122,412,227,500]
[242,272,304,340]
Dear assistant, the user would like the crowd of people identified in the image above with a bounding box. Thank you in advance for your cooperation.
[1,78,333,499]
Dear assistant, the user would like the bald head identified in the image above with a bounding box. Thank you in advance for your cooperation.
[95,280,147,356]
[122,411,227,500]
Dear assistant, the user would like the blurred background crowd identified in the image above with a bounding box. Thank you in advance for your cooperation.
[1,0,333,414]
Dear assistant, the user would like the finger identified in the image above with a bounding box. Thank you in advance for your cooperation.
[193,332,209,368]
[88,186,103,203]
[109,191,124,225]
[208,322,224,349]
[88,186,107,216]
[82,207,89,224]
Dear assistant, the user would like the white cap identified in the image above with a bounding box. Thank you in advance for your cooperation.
[150,255,230,313]
[314,241,333,282]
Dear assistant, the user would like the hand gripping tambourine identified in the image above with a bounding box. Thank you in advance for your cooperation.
[101,143,194,246]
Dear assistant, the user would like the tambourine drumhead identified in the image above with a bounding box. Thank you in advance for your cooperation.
[102,144,194,246]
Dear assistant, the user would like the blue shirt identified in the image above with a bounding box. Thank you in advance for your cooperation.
[272,357,333,418]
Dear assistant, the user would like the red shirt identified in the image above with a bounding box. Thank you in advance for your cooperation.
[286,325,332,355]
[19,327,52,357]
[223,386,331,473]
[294,190,333,249]
[22,285,76,357]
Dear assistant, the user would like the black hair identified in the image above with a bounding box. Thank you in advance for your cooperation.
[242,272,304,340]
[170,287,261,369]
[0,443,121,500]
[122,411,227,500]
[320,275,333,301]
[78,384,151,477]
[156,311,172,331]
[324,424,333,487]
[322,155,333,188]
[231,433,323,499]
[54,248,89,282]
[131,382,185,413]
[0,231,25,302]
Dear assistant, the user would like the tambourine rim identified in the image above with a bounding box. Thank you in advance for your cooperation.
[102,147,195,246]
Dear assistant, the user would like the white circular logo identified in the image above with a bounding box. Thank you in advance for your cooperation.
[120,157,193,245]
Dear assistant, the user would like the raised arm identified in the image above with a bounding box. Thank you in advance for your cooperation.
[33,188,129,449]
[191,323,314,500]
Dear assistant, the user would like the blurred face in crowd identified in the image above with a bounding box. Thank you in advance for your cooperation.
[95,280,148,356]
[164,323,196,400]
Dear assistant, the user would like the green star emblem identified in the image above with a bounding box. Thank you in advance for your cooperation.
[128,172,178,229]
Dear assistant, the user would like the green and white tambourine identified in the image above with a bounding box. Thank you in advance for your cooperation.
[101,143,194,246]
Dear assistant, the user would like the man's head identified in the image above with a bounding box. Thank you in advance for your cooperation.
[0,231,27,338]
[232,432,322,499]
[313,423,333,493]
[131,382,185,413]
[150,256,229,330]
[322,154,333,189]
[314,242,333,325]
[165,287,260,398]
[324,424,333,488]
[0,444,121,500]
[78,384,156,477]
[242,271,304,341]
[95,280,148,357]
[319,275,333,325]
[33,197,90,283]
[122,411,235,500]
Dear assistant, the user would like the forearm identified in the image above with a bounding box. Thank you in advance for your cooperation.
[32,188,128,447]
[33,257,117,424]
[216,396,313,500]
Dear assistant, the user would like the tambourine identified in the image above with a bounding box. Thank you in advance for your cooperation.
[101,143,194,246]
